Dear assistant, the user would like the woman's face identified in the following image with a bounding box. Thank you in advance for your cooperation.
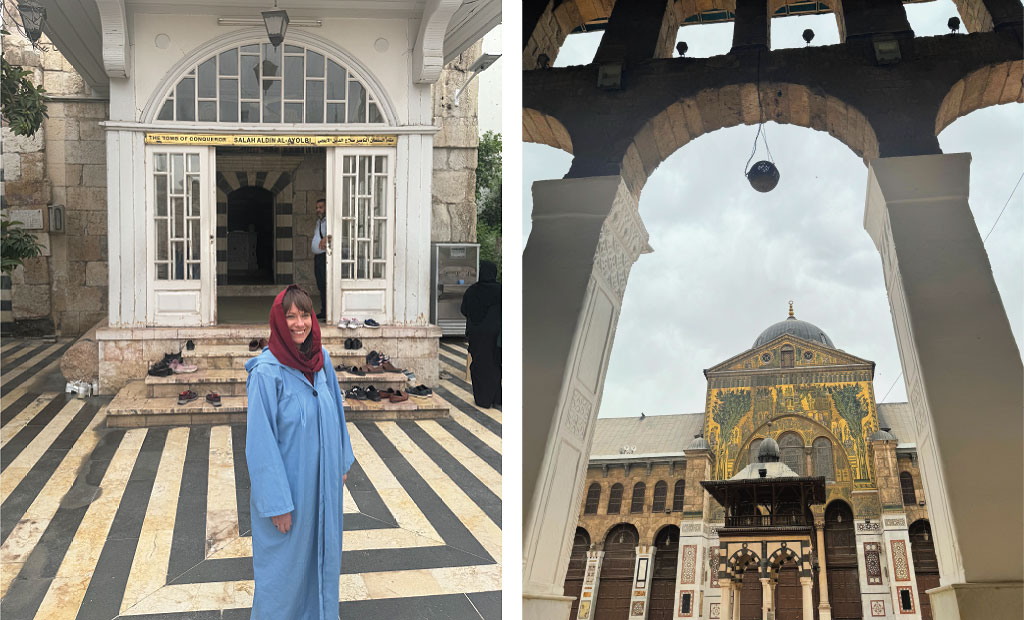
[283,303,312,346]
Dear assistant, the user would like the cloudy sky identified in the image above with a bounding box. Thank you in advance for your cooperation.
[523,0,1023,417]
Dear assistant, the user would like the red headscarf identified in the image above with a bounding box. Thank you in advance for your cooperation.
[268,286,323,384]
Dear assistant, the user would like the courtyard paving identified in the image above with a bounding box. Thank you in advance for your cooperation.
[0,337,501,619]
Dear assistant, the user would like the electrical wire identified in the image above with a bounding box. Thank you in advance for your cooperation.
[983,169,1023,243]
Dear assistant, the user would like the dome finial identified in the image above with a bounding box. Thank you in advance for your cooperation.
[788,300,795,318]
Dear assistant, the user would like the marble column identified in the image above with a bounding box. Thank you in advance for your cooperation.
[628,546,656,619]
[881,515,922,620]
[814,514,832,620]
[800,577,814,620]
[523,176,651,619]
[719,579,733,620]
[577,550,605,619]
[759,577,771,620]
[865,154,1023,619]
[732,584,741,620]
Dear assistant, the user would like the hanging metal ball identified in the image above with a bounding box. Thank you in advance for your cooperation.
[746,160,780,192]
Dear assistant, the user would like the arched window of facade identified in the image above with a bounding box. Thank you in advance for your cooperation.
[607,483,623,514]
[630,482,646,513]
[749,438,763,465]
[779,433,805,475]
[584,483,601,514]
[652,480,668,512]
[672,480,686,511]
[901,472,916,505]
[812,437,834,481]
[781,345,795,367]
[156,42,387,124]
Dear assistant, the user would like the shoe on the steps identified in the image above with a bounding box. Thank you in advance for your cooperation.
[348,366,366,377]
[206,392,222,407]
[365,350,381,366]
[365,386,382,402]
[170,358,197,373]
[352,338,362,349]
[177,390,199,405]
[363,318,381,328]
[347,386,367,401]
[389,390,408,403]
[380,360,402,373]
[148,360,173,377]
[414,384,433,396]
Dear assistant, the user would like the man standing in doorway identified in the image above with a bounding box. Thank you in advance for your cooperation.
[312,198,328,320]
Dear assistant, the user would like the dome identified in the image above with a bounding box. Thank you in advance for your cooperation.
[687,433,711,451]
[757,436,781,463]
[869,427,897,442]
[753,303,835,349]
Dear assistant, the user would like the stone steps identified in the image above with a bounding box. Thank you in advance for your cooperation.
[107,381,449,428]
[145,367,410,397]
[184,344,406,372]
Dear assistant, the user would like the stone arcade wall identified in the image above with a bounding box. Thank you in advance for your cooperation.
[1,31,108,336]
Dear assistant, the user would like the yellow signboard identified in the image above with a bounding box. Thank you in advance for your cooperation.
[144,133,397,147]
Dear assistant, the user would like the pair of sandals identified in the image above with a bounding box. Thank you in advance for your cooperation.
[149,352,197,376]
[177,390,222,407]
[248,338,269,352]
[344,338,363,350]
[345,386,409,403]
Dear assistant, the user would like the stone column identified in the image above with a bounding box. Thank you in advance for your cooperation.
[731,0,770,51]
[732,585,741,620]
[628,546,656,619]
[577,550,605,619]
[881,515,922,620]
[865,154,1023,619]
[813,510,832,620]
[719,578,733,620]
[523,176,651,619]
[759,577,772,620]
[674,522,705,617]
[800,576,814,620]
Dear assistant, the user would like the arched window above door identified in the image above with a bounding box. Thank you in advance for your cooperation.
[156,42,387,125]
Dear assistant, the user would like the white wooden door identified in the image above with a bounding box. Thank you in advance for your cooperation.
[327,148,394,323]
[146,146,216,326]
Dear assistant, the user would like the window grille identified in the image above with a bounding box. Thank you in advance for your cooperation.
[672,480,686,511]
[780,433,805,475]
[157,43,385,124]
[812,437,834,481]
[152,153,201,280]
[652,481,668,512]
[339,154,388,280]
[607,483,623,514]
[584,483,601,514]
[630,482,646,514]
[900,472,916,505]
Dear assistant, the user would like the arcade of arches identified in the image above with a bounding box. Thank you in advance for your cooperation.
[562,312,943,620]
[522,1,1023,619]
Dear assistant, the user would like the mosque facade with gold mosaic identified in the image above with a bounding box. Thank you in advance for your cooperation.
[564,308,939,620]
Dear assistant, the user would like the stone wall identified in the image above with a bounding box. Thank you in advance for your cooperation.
[1,30,107,336]
[431,40,482,244]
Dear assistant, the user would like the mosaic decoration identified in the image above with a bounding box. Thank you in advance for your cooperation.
[857,521,882,532]
[710,602,721,619]
[891,539,911,581]
[871,600,886,616]
[709,549,720,588]
[885,517,907,528]
[631,601,645,616]
[897,586,916,613]
[678,590,694,617]
[681,545,698,584]
[578,601,591,619]
[864,543,882,585]
[585,563,596,584]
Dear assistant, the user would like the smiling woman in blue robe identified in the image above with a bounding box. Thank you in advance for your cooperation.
[245,286,355,619]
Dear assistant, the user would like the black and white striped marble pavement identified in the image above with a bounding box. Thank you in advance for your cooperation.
[0,337,500,619]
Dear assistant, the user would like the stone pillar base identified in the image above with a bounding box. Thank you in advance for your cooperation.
[927,582,1022,620]
[523,592,575,620]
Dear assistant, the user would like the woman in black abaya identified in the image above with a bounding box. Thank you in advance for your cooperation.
[460,261,501,408]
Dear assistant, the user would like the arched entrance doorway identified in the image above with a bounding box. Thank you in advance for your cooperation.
[595,524,637,620]
[738,559,763,620]
[910,520,940,620]
[226,186,275,284]
[824,501,862,619]
[565,528,590,620]
[649,526,679,620]
[775,559,802,620]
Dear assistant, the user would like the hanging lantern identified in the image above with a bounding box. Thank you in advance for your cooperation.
[746,160,780,193]
[262,9,290,47]
[18,0,47,44]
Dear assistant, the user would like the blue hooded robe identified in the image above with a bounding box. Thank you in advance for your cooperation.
[245,348,354,619]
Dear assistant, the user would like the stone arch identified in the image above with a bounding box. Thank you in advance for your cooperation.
[523,108,574,154]
[601,521,640,546]
[739,415,855,482]
[765,542,805,580]
[619,83,879,196]
[523,0,615,70]
[950,0,1011,33]
[141,29,398,125]
[653,523,680,546]
[675,0,844,39]
[935,60,1024,136]
[726,546,762,577]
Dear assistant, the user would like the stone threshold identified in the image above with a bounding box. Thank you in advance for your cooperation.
[97,323,442,341]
